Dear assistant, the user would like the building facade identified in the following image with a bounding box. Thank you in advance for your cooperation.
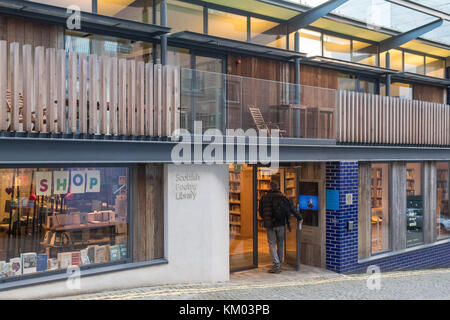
[0,0,448,298]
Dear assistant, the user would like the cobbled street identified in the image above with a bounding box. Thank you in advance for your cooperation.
[54,265,450,300]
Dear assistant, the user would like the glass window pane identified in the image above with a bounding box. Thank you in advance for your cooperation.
[406,163,424,247]
[425,57,445,79]
[30,0,93,12]
[65,31,154,63]
[229,164,254,269]
[437,162,450,240]
[388,82,412,99]
[0,167,129,278]
[299,29,322,56]
[359,80,376,94]
[352,40,377,66]
[251,18,287,49]
[404,52,425,75]
[371,164,390,254]
[208,10,247,42]
[338,73,356,91]
[323,35,350,61]
[98,0,154,24]
[380,49,403,71]
[167,0,203,33]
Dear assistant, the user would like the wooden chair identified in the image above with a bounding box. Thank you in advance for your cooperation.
[248,105,286,136]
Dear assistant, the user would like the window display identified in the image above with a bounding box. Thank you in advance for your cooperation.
[0,167,129,280]
[406,163,424,247]
[371,164,389,254]
[437,162,449,240]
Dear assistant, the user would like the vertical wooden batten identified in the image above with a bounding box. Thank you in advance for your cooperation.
[133,164,165,262]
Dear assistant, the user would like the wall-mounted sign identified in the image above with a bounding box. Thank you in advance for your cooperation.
[36,170,100,196]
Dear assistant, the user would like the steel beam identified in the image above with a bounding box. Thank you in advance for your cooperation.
[379,19,443,53]
[0,137,448,164]
[286,0,349,33]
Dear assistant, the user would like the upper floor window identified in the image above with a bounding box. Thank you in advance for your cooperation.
[323,35,351,61]
[352,40,377,66]
[250,18,287,49]
[425,57,445,78]
[404,52,425,75]
[208,10,247,42]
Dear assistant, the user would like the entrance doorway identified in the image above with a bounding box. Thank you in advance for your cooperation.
[228,163,326,272]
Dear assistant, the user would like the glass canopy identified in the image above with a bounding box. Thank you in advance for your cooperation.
[282,0,450,47]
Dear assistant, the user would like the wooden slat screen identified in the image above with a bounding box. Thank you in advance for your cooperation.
[0,41,180,138]
[337,90,450,146]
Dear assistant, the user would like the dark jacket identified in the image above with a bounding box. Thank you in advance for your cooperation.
[259,190,302,229]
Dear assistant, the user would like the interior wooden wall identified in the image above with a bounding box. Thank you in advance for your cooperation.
[0,15,64,49]
[133,164,165,262]
[413,83,446,104]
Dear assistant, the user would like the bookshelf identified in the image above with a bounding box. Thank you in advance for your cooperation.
[371,168,383,209]
[437,167,449,201]
[406,168,415,196]
[229,165,242,236]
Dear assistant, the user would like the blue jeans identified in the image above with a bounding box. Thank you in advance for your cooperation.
[266,226,285,269]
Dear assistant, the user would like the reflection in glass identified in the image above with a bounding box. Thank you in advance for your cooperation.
[338,73,356,92]
[437,162,450,240]
[208,9,247,41]
[99,0,155,24]
[425,57,445,79]
[0,167,129,278]
[65,31,154,63]
[371,164,389,254]
[289,29,322,56]
[323,35,350,61]
[251,18,287,49]
[380,49,403,71]
[404,52,425,75]
[406,163,424,247]
[229,164,254,270]
[352,40,377,66]
[380,82,412,99]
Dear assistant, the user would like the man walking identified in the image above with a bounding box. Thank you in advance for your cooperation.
[259,181,303,273]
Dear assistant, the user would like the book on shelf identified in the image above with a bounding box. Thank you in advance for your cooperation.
[36,254,48,272]
[119,244,127,260]
[10,257,22,276]
[80,249,90,265]
[71,251,81,266]
[109,245,120,261]
[87,246,97,264]
[21,252,37,274]
[48,258,58,270]
[58,252,72,269]
[94,245,107,264]
[0,261,6,278]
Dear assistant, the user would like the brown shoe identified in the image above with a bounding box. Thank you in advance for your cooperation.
[268,266,281,274]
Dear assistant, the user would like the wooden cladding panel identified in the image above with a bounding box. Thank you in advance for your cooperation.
[132,164,164,262]
[0,41,180,137]
[0,16,64,49]
[337,90,450,146]
[413,83,446,104]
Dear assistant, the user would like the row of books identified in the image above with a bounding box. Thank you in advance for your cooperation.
[0,244,128,278]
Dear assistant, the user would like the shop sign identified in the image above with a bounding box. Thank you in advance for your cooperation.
[35,170,100,196]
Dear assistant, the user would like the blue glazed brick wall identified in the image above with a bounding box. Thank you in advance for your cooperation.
[325,161,450,274]
[325,162,359,273]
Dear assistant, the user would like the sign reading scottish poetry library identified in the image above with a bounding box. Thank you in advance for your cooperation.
[35,170,101,196]
[174,173,200,200]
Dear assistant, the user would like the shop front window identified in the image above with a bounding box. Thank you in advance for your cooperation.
[371,164,390,254]
[380,82,413,99]
[0,167,129,279]
[437,162,450,240]
[406,163,424,247]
